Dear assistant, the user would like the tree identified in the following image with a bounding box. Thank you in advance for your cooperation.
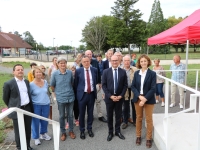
[147,0,165,37]
[14,31,22,37]
[78,45,86,51]
[82,16,108,53]
[59,45,72,50]
[166,16,184,29]
[147,0,167,53]
[23,31,36,48]
[110,0,145,55]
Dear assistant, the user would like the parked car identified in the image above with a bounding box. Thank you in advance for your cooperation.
[58,50,66,54]
[46,50,56,55]
[30,50,39,55]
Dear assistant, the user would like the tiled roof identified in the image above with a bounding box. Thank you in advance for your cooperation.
[0,32,32,48]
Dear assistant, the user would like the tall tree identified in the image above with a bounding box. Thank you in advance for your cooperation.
[23,31,36,48]
[82,16,108,53]
[14,31,22,37]
[110,0,145,55]
[166,16,185,29]
[147,0,165,37]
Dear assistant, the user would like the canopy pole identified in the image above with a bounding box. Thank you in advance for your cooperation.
[184,40,189,109]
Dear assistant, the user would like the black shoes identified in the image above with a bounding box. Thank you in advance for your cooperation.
[115,132,125,140]
[27,146,34,150]
[98,116,107,123]
[107,133,113,141]
[88,130,94,137]
[80,132,85,139]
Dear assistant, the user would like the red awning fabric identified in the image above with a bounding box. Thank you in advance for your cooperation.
[148,9,200,45]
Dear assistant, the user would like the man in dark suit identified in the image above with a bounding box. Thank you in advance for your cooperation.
[82,50,107,123]
[3,64,34,150]
[102,55,128,141]
[74,56,98,140]
[102,49,113,71]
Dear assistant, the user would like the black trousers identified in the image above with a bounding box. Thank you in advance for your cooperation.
[12,103,32,149]
[123,88,136,124]
[106,99,123,133]
[73,98,79,120]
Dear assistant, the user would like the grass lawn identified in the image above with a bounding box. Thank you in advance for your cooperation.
[0,61,31,68]
[150,64,200,88]
[0,73,14,143]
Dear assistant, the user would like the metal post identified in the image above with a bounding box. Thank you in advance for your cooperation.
[36,44,38,59]
[165,80,169,117]
[196,70,199,90]
[17,111,27,150]
[184,40,189,109]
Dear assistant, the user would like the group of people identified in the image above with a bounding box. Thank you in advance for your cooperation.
[2,47,186,149]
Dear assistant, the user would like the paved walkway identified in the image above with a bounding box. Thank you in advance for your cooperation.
[0,58,198,150]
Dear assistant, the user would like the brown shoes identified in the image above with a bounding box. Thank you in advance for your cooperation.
[146,140,152,148]
[128,118,133,124]
[60,133,66,141]
[69,131,76,139]
[136,137,141,146]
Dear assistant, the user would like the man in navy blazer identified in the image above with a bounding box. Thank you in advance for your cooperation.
[102,55,127,141]
[74,56,98,140]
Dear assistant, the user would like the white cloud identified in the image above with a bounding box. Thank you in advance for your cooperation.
[0,0,199,48]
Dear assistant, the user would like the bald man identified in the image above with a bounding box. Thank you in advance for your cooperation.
[170,55,186,109]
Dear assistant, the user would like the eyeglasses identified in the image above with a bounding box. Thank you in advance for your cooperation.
[111,60,118,62]
[41,68,45,69]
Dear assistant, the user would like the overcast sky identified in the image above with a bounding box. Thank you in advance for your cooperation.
[0,0,199,48]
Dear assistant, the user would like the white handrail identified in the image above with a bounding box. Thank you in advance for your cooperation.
[156,73,200,150]
[0,107,60,150]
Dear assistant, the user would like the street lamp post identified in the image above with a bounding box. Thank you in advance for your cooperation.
[53,38,55,50]
[36,43,38,59]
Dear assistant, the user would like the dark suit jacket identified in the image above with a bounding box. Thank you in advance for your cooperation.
[81,59,101,84]
[74,67,98,101]
[102,67,127,103]
[102,59,109,71]
[131,68,156,104]
[3,78,33,119]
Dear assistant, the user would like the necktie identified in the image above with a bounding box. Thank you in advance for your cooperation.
[114,69,118,94]
[86,70,91,93]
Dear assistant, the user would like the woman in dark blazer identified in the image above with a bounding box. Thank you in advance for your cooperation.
[131,54,156,148]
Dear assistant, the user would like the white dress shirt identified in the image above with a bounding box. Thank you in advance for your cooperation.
[15,77,30,106]
[84,67,94,92]
[139,69,147,94]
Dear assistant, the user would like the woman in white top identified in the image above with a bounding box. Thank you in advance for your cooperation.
[153,58,166,107]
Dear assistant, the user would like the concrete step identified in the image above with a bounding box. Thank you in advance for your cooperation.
[153,113,199,150]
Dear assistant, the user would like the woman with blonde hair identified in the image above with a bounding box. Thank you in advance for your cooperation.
[73,53,83,69]
[30,66,51,146]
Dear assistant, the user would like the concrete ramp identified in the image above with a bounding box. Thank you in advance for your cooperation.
[153,113,199,150]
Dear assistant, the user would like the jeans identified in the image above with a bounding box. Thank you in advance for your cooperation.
[156,83,164,98]
[32,104,50,139]
[57,101,74,133]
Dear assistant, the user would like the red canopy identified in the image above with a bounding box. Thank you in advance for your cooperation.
[148,9,200,45]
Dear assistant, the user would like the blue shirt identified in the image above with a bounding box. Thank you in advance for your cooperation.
[50,69,75,103]
[30,80,50,105]
[170,62,186,84]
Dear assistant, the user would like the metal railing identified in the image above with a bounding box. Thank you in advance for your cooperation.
[156,73,200,150]
[0,107,60,150]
